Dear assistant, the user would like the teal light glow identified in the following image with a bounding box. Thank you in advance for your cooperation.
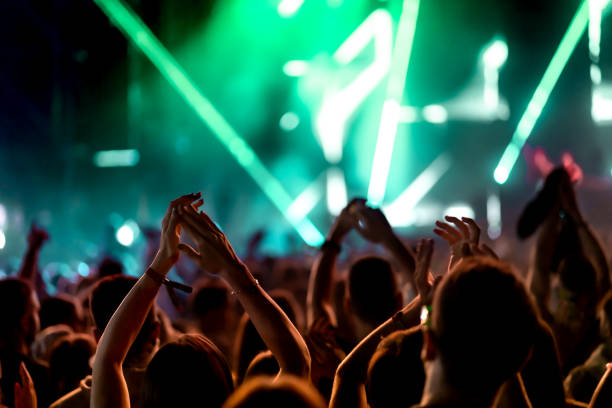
[367,0,420,206]
[93,0,324,245]
[93,149,140,167]
[494,0,588,184]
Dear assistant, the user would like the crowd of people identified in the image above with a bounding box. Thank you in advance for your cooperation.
[1,167,612,407]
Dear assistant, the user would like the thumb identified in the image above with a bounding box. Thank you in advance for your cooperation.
[178,243,200,260]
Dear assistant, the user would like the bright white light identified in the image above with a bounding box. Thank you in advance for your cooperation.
[283,60,309,77]
[116,220,140,247]
[287,178,323,222]
[422,105,448,123]
[483,39,508,69]
[278,0,305,17]
[368,100,401,205]
[592,89,612,122]
[326,167,348,216]
[0,230,5,250]
[398,106,419,123]
[316,9,393,163]
[93,149,140,168]
[279,112,300,131]
[444,203,475,219]
[0,204,6,228]
[77,262,90,277]
[494,166,509,184]
[487,193,502,239]
[384,154,451,226]
[591,64,602,84]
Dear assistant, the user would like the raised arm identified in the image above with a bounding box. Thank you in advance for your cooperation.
[329,238,435,408]
[306,199,357,328]
[350,200,416,287]
[176,201,311,379]
[92,193,200,408]
[18,223,49,298]
[559,175,610,298]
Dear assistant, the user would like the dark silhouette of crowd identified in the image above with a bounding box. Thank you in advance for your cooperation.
[2,167,612,407]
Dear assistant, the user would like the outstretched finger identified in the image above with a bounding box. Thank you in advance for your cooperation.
[434,221,461,243]
[461,217,481,244]
[164,193,201,230]
[19,362,32,386]
[444,216,470,239]
[433,228,455,243]
[178,243,201,262]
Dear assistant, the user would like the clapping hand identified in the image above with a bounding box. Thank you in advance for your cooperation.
[434,216,497,271]
[349,200,394,245]
[150,193,203,274]
[176,196,244,277]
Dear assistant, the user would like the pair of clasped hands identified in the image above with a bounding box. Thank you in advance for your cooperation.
[149,192,243,279]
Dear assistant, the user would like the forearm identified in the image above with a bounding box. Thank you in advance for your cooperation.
[575,221,610,296]
[307,248,339,327]
[18,246,40,281]
[225,264,311,378]
[92,271,161,408]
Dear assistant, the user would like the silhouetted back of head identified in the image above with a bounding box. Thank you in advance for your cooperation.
[143,334,233,408]
[97,256,124,278]
[40,295,81,331]
[190,281,230,318]
[223,375,325,408]
[90,275,158,364]
[367,328,424,407]
[0,278,35,345]
[348,257,401,325]
[49,333,96,399]
[431,257,538,395]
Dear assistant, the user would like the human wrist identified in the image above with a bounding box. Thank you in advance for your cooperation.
[149,252,176,275]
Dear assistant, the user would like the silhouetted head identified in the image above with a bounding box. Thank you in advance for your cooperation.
[424,257,538,400]
[39,294,82,332]
[558,255,597,306]
[223,375,325,408]
[142,334,233,408]
[97,256,124,278]
[189,280,230,331]
[49,333,96,399]
[90,275,159,366]
[0,278,39,349]
[347,257,402,327]
[244,350,279,380]
[366,328,425,407]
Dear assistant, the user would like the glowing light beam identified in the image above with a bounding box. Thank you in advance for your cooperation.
[494,0,588,184]
[93,0,324,246]
[316,9,393,163]
[367,0,420,205]
[383,154,451,227]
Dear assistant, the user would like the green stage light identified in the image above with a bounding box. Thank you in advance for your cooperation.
[278,0,305,18]
[92,0,324,246]
[367,0,420,206]
[93,149,140,167]
[494,0,588,184]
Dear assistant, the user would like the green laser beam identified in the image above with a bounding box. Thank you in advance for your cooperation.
[494,0,588,184]
[367,0,420,205]
[92,0,324,245]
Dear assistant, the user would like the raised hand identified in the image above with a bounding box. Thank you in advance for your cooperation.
[150,193,203,274]
[27,223,49,250]
[414,238,438,306]
[349,200,394,245]
[434,216,496,270]
[328,198,364,243]
[14,362,36,408]
[176,199,244,277]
